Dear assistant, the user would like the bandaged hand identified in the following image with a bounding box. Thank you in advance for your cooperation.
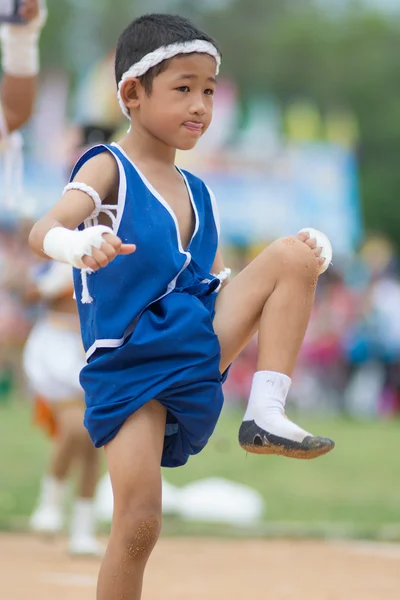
[1,0,47,76]
[43,226,136,270]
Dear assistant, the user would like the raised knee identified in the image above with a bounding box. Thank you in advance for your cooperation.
[271,236,319,282]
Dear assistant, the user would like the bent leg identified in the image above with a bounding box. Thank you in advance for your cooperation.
[214,236,334,459]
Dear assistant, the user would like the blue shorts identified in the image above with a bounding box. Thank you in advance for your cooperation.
[80,271,227,467]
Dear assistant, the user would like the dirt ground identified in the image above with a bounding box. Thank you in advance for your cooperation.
[1,534,400,599]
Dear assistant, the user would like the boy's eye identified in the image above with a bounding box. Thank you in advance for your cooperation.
[204,88,215,96]
[176,86,190,92]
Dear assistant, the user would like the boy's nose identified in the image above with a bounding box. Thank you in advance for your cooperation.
[189,96,206,116]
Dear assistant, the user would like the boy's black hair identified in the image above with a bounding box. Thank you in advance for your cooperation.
[115,13,220,95]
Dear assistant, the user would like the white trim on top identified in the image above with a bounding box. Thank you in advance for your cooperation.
[86,335,129,360]
[206,185,220,239]
[176,167,200,245]
[72,144,127,235]
[86,143,200,360]
[85,251,191,360]
[101,145,127,235]
[84,144,200,360]
[110,143,198,254]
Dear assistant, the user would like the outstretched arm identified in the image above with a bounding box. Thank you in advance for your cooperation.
[29,152,136,270]
[0,0,46,134]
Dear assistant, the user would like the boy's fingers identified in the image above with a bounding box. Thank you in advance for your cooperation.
[82,256,100,271]
[99,242,117,260]
[91,248,109,268]
[118,244,136,255]
[102,233,121,249]
[79,240,135,270]
[101,234,135,255]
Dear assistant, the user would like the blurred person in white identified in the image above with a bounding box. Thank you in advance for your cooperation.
[0,0,46,386]
[23,259,104,557]
[0,0,46,135]
[0,0,46,214]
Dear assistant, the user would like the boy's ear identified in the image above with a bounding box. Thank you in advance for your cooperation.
[120,78,142,112]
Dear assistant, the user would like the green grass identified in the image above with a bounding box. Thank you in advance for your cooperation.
[0,398,50,530]
[1,399,400,538]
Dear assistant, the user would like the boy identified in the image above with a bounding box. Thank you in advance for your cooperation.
[29,14,334,599]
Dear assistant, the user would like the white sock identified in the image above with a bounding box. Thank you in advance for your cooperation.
[70,498,96,539]
[243,371,312,443]
[68,498,104,556]
[36,475,67,509]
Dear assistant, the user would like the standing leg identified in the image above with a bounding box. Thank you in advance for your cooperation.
[97,400,166,600]
[214,234,334,459]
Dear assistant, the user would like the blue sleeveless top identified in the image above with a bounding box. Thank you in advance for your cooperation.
[70,143,227,467]
[70,143,220,360]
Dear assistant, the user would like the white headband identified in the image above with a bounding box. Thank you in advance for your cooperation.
[117,39,221,119]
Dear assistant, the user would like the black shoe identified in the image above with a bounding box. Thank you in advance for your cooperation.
[238,420,335,459]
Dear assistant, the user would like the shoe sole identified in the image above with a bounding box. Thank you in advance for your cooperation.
[238,420,335,460]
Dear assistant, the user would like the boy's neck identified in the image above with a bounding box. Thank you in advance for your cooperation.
[118,126,176,169]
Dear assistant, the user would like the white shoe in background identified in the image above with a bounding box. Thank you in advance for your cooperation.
[68,498,103,557]
[29,476,67,535]
[30,504,64,535]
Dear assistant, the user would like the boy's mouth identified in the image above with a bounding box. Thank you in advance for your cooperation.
[182,121,204,133]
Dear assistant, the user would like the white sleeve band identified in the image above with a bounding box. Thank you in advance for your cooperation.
[35,262,73,299]
[43,225,114,270]
[0,2,47,76]
[63,182,102,219]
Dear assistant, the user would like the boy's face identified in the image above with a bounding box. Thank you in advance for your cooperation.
[134,53,217,151]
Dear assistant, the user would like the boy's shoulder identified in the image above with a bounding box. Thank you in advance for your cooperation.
[72,144,118,179]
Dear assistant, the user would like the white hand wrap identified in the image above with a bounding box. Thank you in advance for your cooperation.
[0,1,47,76]
[43,225,114,270]
[298,227,333,275]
